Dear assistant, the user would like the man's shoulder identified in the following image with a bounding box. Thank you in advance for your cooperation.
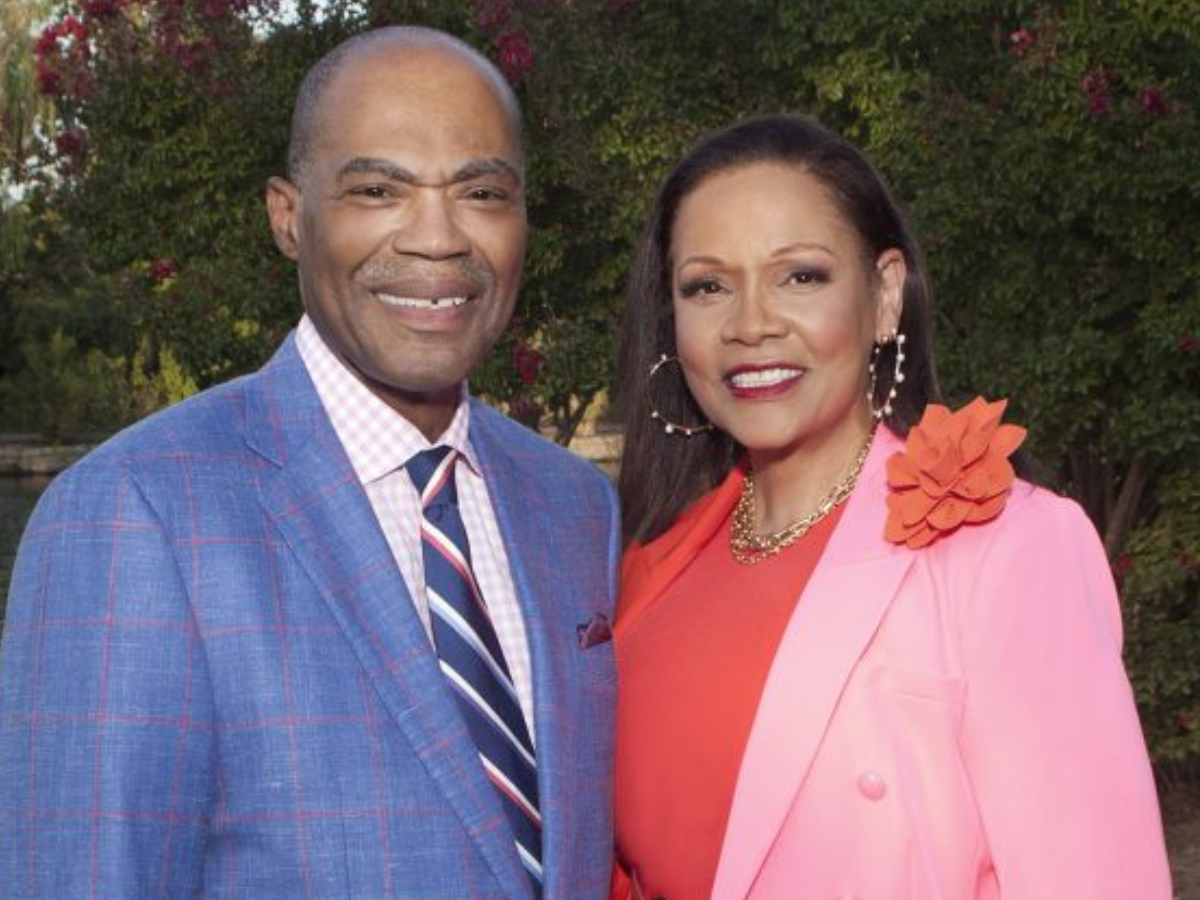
[54,370,264,496]
[469,401,612,486]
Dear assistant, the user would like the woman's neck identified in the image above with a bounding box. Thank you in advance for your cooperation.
[747,413,876,535]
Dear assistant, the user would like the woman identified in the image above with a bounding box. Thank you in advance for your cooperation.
[613,114,1171,900]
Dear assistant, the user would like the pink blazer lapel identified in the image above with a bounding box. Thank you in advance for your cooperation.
[710,429,915,900]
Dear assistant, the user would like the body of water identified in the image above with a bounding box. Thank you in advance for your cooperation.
[1,477,49,629]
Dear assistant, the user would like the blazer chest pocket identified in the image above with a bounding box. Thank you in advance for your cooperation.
[871,666,965,707]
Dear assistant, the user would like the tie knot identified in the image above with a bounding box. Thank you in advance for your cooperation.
[406,446,458,504]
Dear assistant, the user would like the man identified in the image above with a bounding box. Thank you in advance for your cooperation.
[0,27,619,900]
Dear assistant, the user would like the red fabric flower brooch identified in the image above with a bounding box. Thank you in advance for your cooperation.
[885,397,1027,549]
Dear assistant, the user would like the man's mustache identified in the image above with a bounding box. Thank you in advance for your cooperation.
[358,256,493,293]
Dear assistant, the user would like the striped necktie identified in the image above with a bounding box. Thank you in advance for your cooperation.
[406,446,543,893]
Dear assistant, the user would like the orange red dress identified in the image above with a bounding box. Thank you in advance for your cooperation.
[613,479,842,900]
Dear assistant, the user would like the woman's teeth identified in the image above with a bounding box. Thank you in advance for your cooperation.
[729,367,803,388]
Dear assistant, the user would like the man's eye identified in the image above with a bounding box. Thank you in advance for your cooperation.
[350,185,389,199]
[466,186,506,201]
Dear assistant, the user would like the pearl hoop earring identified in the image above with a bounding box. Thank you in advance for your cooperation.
[868,332,906,420]
[646,354,713,436]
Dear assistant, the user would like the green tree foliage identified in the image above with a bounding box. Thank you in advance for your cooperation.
[3,0,1198,759]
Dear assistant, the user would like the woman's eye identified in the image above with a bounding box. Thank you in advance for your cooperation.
[787,268,827,286]
[678,278,724,298]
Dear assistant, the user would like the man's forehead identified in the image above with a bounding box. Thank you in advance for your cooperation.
[332,42,498,104]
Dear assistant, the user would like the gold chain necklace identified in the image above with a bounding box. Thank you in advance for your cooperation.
[730,429,876,565]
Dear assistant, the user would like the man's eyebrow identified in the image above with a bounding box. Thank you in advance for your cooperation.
[451,158,523,185]
[336,156,523,186]
[337,157,418,182]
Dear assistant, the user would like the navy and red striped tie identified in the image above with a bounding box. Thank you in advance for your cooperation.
[406,447,542,893]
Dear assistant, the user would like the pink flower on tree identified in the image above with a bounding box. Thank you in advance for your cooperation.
[1112,553,1134,586]
[53,128,88,159]
[1079,66,1113,116]
[197,0,232,21]
[149,258,180,283]
[35,60,62,96]
[472,0,514,32]
[512,344,544,386]
[34,17,93,98]
[59,15,89,43]
[1008,28,1036,56]
[496,29,534,83]
[1136,86,1167,115]
[83,0,120,19]
[508,393,543,428]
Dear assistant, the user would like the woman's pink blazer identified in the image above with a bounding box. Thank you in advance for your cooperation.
[622,427,1172,900]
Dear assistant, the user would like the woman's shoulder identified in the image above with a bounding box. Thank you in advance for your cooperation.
[996,479,1099,546]
[618,464,746,634]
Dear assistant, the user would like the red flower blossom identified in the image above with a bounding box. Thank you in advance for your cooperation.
[1009,28,1036,56]
[34,16,93,98]
[198,0,232,20]
[885,397,1026,549]
[35,27,60,56]
[1179,552,1200,576]
[508,393,543,428]
[53,128,88,159]
[512,344,544,386]
[1079,66,1112,117]
[472,0,513,32]
[496,29,534,83]
[1136,86,1167,115]
[1180,334,1200,354]
[149,258,179,283]
[60,15,89,42]
[83,0,120,19]
[1112,553,1134,585]
[36,63,62,96]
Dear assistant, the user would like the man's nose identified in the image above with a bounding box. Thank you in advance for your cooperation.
[392,190,471,259]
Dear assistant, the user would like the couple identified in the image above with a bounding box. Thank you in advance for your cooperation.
[0,25,1171,900]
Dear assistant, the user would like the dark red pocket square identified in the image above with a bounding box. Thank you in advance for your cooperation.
[576,613,612,649]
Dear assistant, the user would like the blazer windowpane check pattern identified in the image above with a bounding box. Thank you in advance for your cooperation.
[0,334,620,900]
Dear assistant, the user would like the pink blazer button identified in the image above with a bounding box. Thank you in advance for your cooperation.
[857,770,887,800]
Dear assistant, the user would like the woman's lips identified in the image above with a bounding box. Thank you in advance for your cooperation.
[725,364,806,399]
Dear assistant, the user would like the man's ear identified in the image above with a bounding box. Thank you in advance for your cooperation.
[874,248,907,338]
[266,176,301,261]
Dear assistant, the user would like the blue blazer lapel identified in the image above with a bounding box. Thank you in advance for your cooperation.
[243,339,534,900]
[469,406,616,900]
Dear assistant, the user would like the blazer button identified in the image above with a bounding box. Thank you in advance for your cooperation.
[857,770,887,801]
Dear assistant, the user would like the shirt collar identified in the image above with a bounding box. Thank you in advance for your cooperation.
[295,315,480,484]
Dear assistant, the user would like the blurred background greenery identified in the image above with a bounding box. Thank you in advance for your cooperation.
[1,0,1198,774]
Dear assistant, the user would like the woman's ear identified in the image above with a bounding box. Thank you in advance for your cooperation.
[266,177,302,261]
[874,248,907,338]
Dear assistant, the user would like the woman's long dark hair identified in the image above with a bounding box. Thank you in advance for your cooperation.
[618,114,942,545]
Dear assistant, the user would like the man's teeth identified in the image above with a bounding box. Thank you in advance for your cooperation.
[375,293,469,309]
[729,367,803,388]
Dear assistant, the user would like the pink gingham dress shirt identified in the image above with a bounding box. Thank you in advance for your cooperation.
[297,316,536,740]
